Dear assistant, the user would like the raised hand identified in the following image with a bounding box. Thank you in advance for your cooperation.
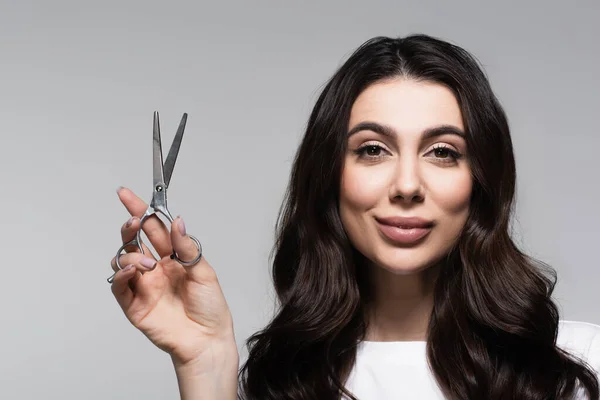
[109,187,238,368]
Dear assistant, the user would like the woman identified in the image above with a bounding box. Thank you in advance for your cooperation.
[109,34,600,399]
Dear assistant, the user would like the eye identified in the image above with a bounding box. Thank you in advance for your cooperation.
[353,143,388,160]
[352,143,464,163]
[426,144,463,163]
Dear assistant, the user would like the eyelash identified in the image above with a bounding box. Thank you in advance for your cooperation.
[353,143,463,163]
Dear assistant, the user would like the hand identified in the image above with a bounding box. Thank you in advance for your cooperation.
[109,187,237,368]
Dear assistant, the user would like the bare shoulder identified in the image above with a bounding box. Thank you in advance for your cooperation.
[557,320,600,368]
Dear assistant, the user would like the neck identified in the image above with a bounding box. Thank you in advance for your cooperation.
[363,263,439,342]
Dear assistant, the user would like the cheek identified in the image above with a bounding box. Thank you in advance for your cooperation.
[340,166,389,208]
[427,168,472,215]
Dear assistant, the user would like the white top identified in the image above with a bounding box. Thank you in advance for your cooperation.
[344,320,600,399]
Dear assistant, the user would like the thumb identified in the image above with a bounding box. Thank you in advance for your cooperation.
[170,216,217,284]
[170,216,201,265]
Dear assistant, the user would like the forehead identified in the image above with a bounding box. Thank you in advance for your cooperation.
[348,78,464,133]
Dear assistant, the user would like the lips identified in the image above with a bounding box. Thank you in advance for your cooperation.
[375,216,434,245]
[375,216,434,229]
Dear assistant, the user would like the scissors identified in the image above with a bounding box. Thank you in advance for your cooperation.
[107,112,203,284]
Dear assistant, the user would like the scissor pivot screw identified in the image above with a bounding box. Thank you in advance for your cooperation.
[155,185,163,192]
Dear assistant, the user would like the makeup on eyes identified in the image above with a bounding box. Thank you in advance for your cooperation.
[352,141,464,163]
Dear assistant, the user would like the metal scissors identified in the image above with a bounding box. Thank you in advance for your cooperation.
[107,111,202,284]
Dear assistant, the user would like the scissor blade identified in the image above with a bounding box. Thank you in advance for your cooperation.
[153,111,165,187]
[163,113,187,187]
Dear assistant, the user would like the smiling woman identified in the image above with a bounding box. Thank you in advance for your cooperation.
[236,35,600,399]
[341,80,472,279]
[109,33,600,400]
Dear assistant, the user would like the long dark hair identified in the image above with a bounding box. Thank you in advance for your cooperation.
[237,34,599,399]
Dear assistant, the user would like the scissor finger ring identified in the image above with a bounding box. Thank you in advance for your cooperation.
[169,234,203,266]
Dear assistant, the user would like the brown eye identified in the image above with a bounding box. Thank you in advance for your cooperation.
[434,147,450,158]
[353,144,387,160]
[427,144,463,164]
[365,145,382,156]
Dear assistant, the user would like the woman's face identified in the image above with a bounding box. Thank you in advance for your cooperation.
[339,78,472,275]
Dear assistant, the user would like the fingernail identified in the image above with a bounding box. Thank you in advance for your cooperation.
[116,186,124,195]
[140,257,157,270]
[178,217,186,236]
[123,264,134,271]
[125,216,135,228]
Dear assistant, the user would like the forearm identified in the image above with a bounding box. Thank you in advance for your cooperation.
[173,346,240,400]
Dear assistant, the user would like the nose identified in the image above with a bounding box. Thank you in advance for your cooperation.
[390,155,424,203]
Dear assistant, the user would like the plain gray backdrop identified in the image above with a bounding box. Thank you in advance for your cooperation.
[1,0,598,398]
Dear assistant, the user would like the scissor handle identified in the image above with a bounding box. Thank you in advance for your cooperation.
[106,206,203,284]
[152,202,203,267]
[107,230,146,283]
[171,234,203,266]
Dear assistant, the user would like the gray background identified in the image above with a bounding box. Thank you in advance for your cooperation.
[1,0,598,398]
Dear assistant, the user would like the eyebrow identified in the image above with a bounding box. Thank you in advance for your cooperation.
[347,121,465,140]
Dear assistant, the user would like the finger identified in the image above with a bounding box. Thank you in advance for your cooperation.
[120,217,142,253]
[110,253,158,292]
[110,252,158,274]
[170,216,200,262]
[120,217,156,256]
[116,186,172,257]
[111,264,137,310]
[170,216,215,283]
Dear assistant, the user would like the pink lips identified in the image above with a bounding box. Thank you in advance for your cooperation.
[375,216,434,245]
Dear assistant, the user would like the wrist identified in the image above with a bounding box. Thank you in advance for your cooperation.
[172,344,239,400]
[172,342,239,374]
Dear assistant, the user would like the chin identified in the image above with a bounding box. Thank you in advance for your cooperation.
[377,261,435,276]
[368,251,438,275]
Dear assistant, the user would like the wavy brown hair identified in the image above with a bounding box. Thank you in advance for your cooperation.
[237,34,599,399]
